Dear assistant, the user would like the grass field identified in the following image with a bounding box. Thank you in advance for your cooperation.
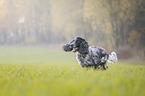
[0,46,145,96]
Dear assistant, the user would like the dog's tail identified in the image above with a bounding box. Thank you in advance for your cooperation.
[108,52,118,63]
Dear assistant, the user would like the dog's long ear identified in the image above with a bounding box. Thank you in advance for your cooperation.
[78,41,89,54]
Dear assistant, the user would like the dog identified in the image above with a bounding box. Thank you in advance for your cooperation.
[63,37,118,70]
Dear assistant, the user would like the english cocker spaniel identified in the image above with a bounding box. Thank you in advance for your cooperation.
[63,37,118,70]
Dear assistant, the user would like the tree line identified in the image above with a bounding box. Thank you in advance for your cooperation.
[0,0,144,56]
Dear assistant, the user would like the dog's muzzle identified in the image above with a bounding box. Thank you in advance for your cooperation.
[63,44,73,52]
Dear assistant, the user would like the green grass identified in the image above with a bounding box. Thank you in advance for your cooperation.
[0,46,145,96]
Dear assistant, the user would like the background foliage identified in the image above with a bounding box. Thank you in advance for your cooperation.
[0,0,145,60]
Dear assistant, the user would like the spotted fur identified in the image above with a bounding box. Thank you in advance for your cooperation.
[63,37,117,70]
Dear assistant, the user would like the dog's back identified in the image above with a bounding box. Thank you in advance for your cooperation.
[89,46,107,58]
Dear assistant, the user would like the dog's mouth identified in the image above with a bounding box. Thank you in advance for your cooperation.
[72,47,78,52]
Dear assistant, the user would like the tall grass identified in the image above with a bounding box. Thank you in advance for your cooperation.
[0,46,145,96]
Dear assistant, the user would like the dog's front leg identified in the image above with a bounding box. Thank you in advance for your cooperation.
[94,65,100,70]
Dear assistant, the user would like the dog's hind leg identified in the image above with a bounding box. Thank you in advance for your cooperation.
[102,65,107,70]
[102,62,108,70]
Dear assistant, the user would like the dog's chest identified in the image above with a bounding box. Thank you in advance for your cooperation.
[77,53,90,60]
[76,52,93,67]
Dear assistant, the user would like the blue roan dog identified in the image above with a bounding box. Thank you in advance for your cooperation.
[63,37,118,70]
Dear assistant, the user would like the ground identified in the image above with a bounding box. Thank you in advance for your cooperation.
[0,46,145,96]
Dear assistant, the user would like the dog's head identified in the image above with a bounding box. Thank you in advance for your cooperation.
[63,37,89,54]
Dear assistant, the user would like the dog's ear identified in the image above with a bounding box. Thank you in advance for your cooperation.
[78,41,89,54]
